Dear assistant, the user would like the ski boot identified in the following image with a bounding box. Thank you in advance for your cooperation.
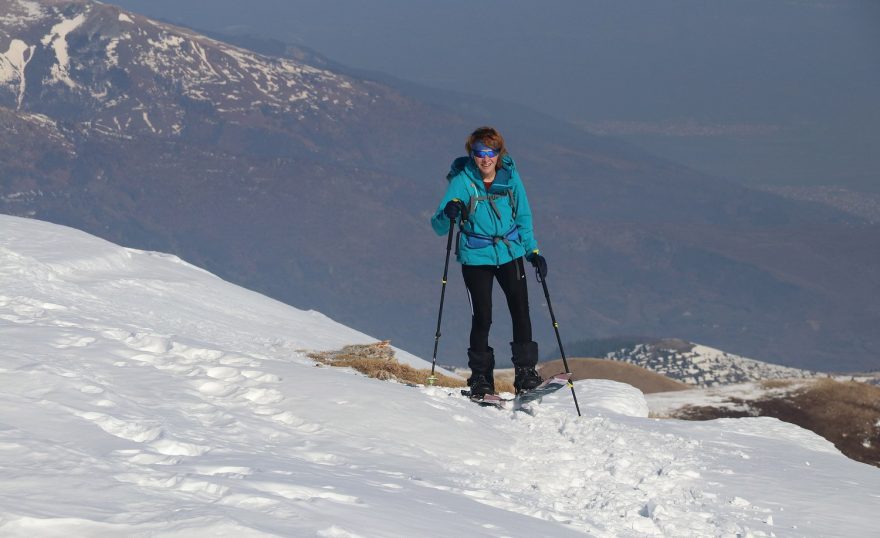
[511,341,543,394]
[467,348,496,397]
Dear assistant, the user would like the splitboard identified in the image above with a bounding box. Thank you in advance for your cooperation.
[461,373,573,410]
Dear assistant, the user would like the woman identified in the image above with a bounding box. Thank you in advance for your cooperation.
[431,126,548,397]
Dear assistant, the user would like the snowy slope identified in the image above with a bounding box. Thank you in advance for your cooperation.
[1,214,879,537]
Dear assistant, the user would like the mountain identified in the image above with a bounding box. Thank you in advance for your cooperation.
[108,0,880,191]
[1,0,879,372]
[573,337,818,387]
[3,213,880,536]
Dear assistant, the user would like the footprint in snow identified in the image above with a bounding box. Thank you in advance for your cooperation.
[317,525,365,538]
[149,438,211,457]
[191,465,253,478]
[78,384,105,395]
[205,366,242,381]
[114,470,228,500]
[194,379,239,398]
[253,408,322,432]
[122,332,173,354]
[241,369,281,383]
[219,355,263,368]
[217,493,280,511]
[171,342,225,363]
[72,409,163,443]
[240,387,284,405]
[248,481,362,505]
[50,334,97,349]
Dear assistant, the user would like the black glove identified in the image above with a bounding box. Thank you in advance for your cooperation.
[527,251,548,278]
[444,199,464,220]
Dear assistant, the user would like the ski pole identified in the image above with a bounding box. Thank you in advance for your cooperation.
[427,218,457,385]
[536,265,582,417]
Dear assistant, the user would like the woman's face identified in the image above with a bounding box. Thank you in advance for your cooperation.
[471,146,499,179]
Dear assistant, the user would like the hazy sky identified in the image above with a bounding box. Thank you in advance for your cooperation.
[113,0,879,188]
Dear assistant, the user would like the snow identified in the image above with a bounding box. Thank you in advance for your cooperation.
[3,2,362,136]
[0,190,44,205]
[645,381,817,417]
[2,214,879,537]
[40,12,87,89]
[0,0,45,27]
[606,341,815,387]
[105,37,121,67]
[0,38,35,108]
[141,111,156,133]
[190,40,221,79]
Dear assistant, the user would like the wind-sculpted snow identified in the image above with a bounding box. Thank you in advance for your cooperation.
[1,214,879,537]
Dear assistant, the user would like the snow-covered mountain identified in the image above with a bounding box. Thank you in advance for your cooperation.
[599,338,818,387]
[0,0,369,136]
[2,214,879,537]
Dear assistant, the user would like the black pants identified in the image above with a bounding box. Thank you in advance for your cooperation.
[462,257,532,352]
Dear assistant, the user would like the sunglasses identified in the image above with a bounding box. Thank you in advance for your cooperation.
[472,148,499,159]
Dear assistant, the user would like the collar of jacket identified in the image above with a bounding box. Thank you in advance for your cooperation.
[446,155,516,192]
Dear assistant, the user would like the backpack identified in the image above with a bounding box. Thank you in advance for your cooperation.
[446,156,518,255]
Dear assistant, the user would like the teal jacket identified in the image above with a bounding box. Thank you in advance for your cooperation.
[431,154,538,266]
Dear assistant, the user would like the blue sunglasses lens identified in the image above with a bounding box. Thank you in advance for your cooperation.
[472,149,498,158]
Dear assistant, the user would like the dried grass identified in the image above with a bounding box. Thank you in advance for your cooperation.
[308,340,515,393]
[493,379,516,394]
[308,341,466,388]
[669,378,880,468]
[759,379,796,390]
[540,358,688,394]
